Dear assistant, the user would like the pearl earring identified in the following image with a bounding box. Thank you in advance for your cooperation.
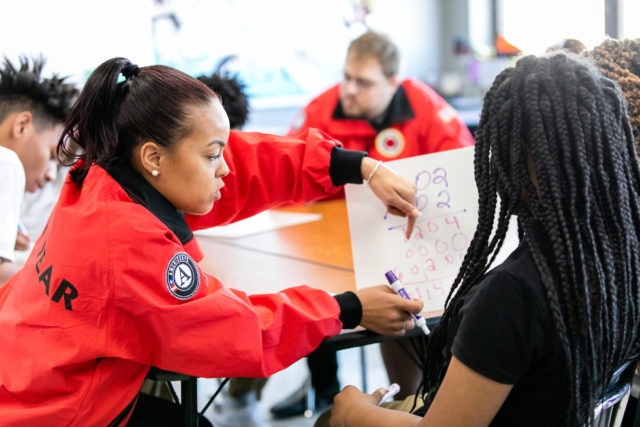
[152,170,159,177]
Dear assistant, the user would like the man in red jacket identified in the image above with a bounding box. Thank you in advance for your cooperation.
[288,31,474,161]
[271,30,475,419]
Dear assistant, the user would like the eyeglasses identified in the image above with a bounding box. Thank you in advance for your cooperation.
[342,73,381,90]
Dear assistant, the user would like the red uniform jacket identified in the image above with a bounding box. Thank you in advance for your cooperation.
[288,78,475,160]
[0,130,349,426]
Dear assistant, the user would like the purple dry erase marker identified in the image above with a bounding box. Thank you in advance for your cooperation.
[385,270,430,335]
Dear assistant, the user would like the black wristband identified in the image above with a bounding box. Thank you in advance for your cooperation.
[334,291,362,329]
[329,147,367,186]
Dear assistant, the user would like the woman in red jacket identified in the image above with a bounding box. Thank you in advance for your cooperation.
[0,57,423,426]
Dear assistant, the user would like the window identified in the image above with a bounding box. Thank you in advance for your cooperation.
[621,0,640,38]
[497,0,606,53]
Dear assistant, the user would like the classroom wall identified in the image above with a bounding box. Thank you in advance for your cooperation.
[0,0,453,133]
[0,0,443,90]
[0,0,157,85]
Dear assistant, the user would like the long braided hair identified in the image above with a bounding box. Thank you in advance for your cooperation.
[585,38,640,146]
[419,52,640,425]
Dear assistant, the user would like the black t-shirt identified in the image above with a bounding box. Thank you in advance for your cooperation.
[450,243,570,426]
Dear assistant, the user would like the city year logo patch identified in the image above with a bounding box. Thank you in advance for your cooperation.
[374,128,406,158]
[165,252,200,300]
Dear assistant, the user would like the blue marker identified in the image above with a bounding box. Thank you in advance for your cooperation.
[385,270,430,335]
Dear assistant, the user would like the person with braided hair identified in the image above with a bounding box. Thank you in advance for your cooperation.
[0,55,78,285]
[585,38,640,143]
[586,36,640,427]
[320,51,640,426]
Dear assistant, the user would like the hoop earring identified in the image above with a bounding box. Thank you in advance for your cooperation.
[152,170,159,177]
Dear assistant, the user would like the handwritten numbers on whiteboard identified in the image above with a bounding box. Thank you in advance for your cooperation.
[436,190,451,208]
[414,225,424,240]
[415,170,432,190]
[432,167,449,187]
[444,215,461,229]
[426,221,439,233]
[451,232,469,252]
[398,165,471,291]
[416,194,429,212]
[346,146,480,313]
[415,167,453,211]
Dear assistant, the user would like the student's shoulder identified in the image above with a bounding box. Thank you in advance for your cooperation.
[68,166,168,238]
[305,84,341,111]
[289,85,341,133]
[401,77,436,92]
[0,146,25,190]
[0,146,21,168]
[401,78,447,104]
[469,245,545,313]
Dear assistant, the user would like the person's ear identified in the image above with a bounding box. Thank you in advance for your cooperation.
[10,111,33,139]
[138,141,163,178]
[388,74,400,91]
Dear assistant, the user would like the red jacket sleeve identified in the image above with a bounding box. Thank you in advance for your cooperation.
[185,128,344,229]
[107,221,343,379]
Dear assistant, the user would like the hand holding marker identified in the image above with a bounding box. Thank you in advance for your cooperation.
[385,270,431,335]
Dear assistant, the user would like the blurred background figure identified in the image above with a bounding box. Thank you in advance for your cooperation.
[270,30,474,421]
[0,55,77,285]
[197,71,250,130]
[547,38,587,54]
[585,38,640,142]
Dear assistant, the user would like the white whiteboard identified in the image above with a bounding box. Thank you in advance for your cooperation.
[345,146,518,316]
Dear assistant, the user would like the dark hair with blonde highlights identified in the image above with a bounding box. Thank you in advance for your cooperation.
[585,38,640,146]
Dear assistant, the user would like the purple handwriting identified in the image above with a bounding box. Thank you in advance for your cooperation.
[385,165,471,301]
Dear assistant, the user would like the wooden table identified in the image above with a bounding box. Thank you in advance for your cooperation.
[154,199,437,425]
[196,198,440,349]
[197,199,356,295]
[152,199,360,426]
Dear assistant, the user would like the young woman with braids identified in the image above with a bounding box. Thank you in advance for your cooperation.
[322,51,640,426]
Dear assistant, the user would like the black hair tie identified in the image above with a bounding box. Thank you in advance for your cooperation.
[122,63,139,80]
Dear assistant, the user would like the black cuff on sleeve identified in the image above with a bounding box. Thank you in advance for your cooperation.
[329,147,367,186]
[334,291,362,329]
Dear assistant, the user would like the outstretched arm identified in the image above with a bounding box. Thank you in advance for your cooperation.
[329,356,512,427]
[186,129,420,237]
[361,157,420,239]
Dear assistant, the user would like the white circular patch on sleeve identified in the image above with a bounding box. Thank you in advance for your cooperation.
[165,252,200,300]
[374,128,406,158]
